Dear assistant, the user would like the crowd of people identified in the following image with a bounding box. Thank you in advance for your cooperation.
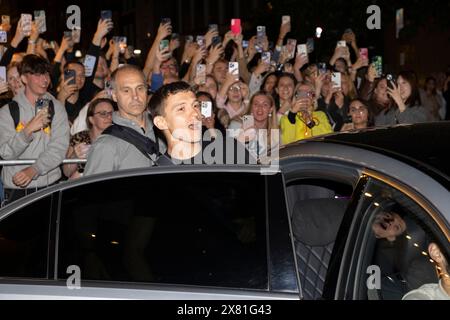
[0,13,449,203]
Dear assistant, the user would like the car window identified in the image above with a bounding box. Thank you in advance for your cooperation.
[286,178,354,300]
[0,195,52,279]
[57,172,268,290]
[354,178,449,300]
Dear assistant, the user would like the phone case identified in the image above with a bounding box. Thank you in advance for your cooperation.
[83,54,97,77]
[231,19,241,35]
[262,52,271,64]
[0,31,7,43]
[101,10,112,20]
[337,40,347,47]
[201,101,212,118]
[34,10,46,33]
[21,14,32,36]
[196,64,206,84]
[331,72,341,88]
[229,62,239,76]
[282,16,290,25]
[242,115,254,129]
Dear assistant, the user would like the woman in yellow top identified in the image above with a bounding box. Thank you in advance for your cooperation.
[280,83,333,145]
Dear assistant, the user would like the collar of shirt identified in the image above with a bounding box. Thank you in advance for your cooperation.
[112,111,154,135]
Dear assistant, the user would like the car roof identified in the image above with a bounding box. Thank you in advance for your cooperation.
[287,122,450,185]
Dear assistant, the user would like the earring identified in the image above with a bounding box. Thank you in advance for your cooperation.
[268,113,272,118]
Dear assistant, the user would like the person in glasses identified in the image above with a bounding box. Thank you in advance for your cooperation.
[63,98,114,179]
[280,82,332,145]
[340,99,373,131]
[216,72,247,128]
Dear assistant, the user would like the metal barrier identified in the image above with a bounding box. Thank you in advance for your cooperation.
[0,159,87,165]
[0,159,87,207]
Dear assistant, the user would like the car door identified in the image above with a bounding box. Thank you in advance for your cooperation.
[0,167,298,299]
[334,170,450,300]
[280,156,366,300]
[0,193,58,298]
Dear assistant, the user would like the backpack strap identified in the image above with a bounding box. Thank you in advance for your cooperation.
[8,100,20,130]
[102,123,160,161]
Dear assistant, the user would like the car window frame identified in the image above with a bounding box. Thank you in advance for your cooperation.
[52,166,299,298]
[338,169,450,300]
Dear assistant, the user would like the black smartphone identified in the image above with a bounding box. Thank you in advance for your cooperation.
[386,73,396,89]
[212,35,221,47]
[101,10,112,20]
[64,69,76,85]
[161,17,171,25]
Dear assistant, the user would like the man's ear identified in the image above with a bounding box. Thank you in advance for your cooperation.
[20,75,28,85]
[153,115,168,131]
[111,90,118,103]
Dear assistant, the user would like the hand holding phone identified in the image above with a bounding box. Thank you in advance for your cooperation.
[359,48,369,61]
[64,69,76,85]
[20,14,32,37]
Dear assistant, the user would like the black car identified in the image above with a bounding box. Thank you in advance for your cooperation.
[0,122,449,299]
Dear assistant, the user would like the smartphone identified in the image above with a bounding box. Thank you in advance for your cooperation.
[72,27,81,43]
[208,24,218,32]
[228,62,239,78]
[317,62,327,75]
[231,18,241,35]
[1,15,10,26]
[286,38,297,59]
[359,48,369,60]
[34,10,46,33]
[331,72,342,89]
[282,15,290,25]
[306,37,314,53]
[297,44,308,61]
[256,26,266,53]
[21,14,32,37]
[161,17,171,25]
[372,56,383,78]
[337,40,347,48]
[185,35,193,43]
[159,39,169,51]
[262,51,271,65]
[196,35,205,48]
[101,10,112,20]
[118,36,127,54]
[0,31,6,43]
[64,30,73,40]
[35,98,50,114]
[83,54,97,77]
[171,33,179,40]
[242,40,249,48]
[212,35,222,47]
[196,64,206,85]
[201,101,212,118]
[64,69,76,85]
[242,115,254,130]
[386,73,396,89]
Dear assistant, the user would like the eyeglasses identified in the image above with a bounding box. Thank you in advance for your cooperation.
[229,85,241,92]
[350,106,367,113]
[93,111,114,118]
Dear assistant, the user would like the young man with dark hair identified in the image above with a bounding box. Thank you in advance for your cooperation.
[0,54,70,203]
[149,81,254,165]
